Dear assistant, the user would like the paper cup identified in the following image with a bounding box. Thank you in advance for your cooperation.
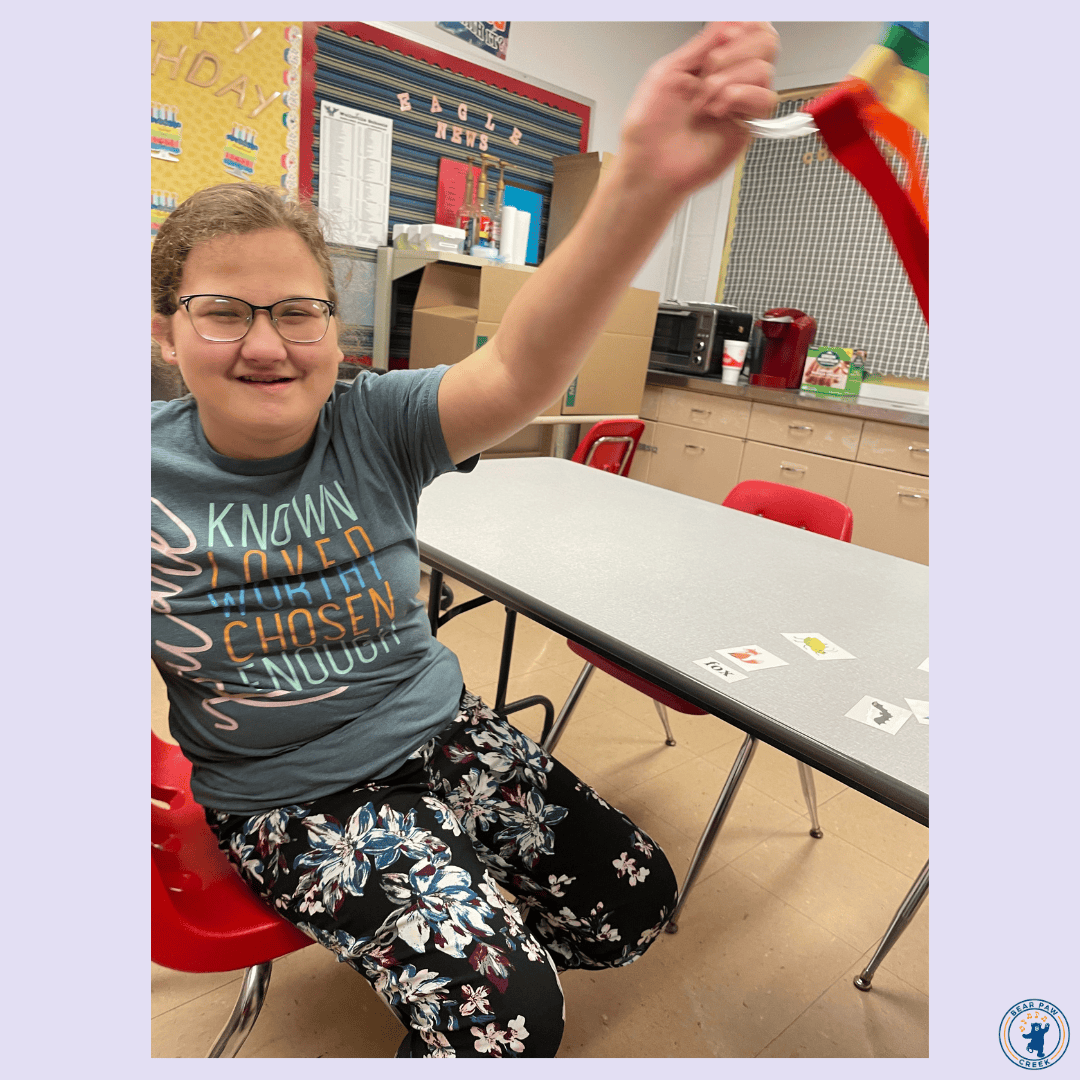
[721,339,748,384]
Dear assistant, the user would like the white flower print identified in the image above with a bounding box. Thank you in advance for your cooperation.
[505,1015,530,1053]
[494,788,568,868]
[547,873,575,897]
[632,829,655,858]
[476,726,551,789]
[459,983,493,1018]
[291,806,387,912]
[422,796,462,836]
[228,834,264,884]
[469,1015,531,1056]
[478,874,527,939]
[472,1021,505,1056]
[445,768,502,834]
[377,964,453,1033]
[380,850,495,958]
[612,852,651,886]
[521,936,547,963]
[420,1029,456,1057]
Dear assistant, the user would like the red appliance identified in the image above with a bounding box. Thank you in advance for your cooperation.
[750,308,817,388]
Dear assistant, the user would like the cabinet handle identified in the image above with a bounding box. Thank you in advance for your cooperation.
[683,444,706,455]
[898,491,927,500]
[690,407,712,417]
[638,443,658,454]
[780,461,806,474]
[908,445,929,454]
[788,423,813,431]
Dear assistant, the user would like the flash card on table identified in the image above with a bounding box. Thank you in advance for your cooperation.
[693,657,749,684]
[905,698,929,724]
[717,645,788,671]
[845,696,912,735]
[781,633,855,660]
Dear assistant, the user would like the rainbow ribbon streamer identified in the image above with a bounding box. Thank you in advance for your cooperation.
[805,21,929,320]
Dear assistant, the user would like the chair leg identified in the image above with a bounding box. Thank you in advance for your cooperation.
[542,661,596,753]
[797,761,824,838]
[207,962,273,1058]
[665,734,758,934]
[853,861,929,991]
[652,700,677,747]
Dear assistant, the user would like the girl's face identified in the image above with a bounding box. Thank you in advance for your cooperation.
[153,228,343,460]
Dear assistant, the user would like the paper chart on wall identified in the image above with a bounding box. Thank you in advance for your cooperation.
[318,101,393,249]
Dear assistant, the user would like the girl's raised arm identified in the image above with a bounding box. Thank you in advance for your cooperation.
[437,22,778,464]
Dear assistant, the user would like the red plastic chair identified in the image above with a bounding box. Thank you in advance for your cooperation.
[571,419,645,476]
[544,480,854,832]
[721,479,853,542]
[152,732,311,1057]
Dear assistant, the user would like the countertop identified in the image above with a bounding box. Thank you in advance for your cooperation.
[646,370,930,430]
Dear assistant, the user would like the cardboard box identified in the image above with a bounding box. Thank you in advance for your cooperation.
[408,259,658,417]
[800,346,864,398]
[546,151,618,255]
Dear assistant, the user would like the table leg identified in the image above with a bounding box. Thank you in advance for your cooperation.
[665,733,758,934]
[551,422,579,459]
[797,761,824,839]
[853,861,929,991]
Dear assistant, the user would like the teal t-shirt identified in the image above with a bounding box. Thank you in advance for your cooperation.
[151,366,476,812]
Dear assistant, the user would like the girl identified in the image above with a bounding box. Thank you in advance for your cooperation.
[151,23,778,1057]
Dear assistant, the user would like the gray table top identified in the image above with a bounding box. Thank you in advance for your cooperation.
[417,457,929,825]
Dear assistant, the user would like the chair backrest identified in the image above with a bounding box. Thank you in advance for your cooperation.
[722,479,853,542]
[571,419,645,476]
[152,731,310,972]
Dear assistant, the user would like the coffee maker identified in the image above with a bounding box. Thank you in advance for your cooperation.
[749,308,817,388]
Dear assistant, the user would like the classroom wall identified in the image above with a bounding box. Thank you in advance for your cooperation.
[382,21,885,301]
[381,21,702,294]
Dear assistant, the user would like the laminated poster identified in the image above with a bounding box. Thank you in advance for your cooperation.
[318,101,393,250]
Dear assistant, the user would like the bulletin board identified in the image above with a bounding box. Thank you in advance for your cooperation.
[150,21,302,240]
[718,90,929,381]
[300,22,591,361]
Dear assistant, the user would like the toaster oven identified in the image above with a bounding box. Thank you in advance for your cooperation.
[649,301,754,376]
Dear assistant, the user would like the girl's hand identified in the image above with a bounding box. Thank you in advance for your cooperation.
[617,22,780,199]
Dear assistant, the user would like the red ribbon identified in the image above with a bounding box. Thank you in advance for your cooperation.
[805,78,928,322]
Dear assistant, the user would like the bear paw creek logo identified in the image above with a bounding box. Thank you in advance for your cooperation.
[1000,1000,1070,1069]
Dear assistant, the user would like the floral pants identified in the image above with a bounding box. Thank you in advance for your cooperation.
[207,691,678,1058]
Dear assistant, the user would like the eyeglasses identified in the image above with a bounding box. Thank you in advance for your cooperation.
[178,294,336,343]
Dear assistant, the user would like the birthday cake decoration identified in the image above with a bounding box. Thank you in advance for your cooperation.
[223,125,259,179]
[151,103,181,161]
[151,190,178,240]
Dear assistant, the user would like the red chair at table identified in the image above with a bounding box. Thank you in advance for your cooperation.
[152,731,312,1057]
[543,479,854,842]
[570,418,645,476]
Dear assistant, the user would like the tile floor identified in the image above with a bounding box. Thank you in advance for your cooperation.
[151,573,929,1058]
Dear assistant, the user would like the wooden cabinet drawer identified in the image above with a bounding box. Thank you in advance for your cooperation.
[627,419,655,483]
[737,440,854,503]
[648,421,744,505]
[657,388,752,438]
[746,402,862,460]
[846,463,929,564]
[639,384,662,421]
[856,420,930,475]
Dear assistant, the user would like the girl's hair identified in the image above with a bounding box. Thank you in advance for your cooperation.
[151,183,337,316]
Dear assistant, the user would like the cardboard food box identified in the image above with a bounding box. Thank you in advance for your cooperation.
[409,259,658,417]
[546,151,618,255]
[800,346,864,398]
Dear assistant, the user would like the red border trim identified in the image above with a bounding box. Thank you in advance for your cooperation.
[299,21,590,199]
